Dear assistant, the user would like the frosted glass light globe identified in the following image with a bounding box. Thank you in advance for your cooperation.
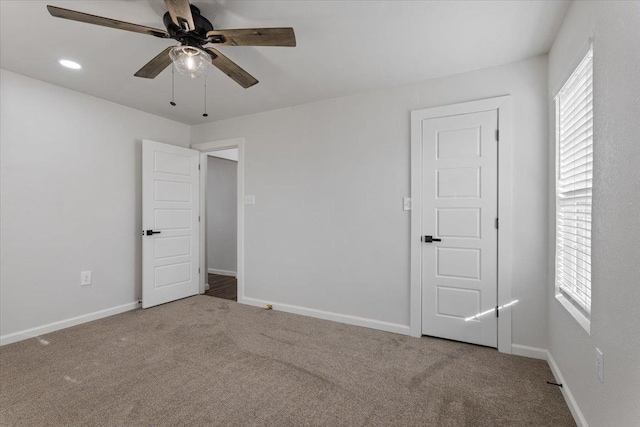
[169,46,210,78]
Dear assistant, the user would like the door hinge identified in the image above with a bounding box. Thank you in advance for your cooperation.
[198,215,201,222]
[496,129,499,141]
[198,163,201,170]
[496,305,499,318]
[495,218,499,229]
[198,268,201,274]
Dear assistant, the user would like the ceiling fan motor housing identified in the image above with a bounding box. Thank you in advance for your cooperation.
[163,5,214,46]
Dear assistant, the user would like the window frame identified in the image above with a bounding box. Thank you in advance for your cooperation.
[553,41,594,334]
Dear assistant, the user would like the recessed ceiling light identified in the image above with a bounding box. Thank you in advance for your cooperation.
[59,59,82,70]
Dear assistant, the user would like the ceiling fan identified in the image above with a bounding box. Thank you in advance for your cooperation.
[46,0,296,88]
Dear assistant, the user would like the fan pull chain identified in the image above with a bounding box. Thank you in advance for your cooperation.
[170,65,176,106]
[203,69,209,117]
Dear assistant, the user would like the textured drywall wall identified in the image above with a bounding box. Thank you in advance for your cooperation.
[191,55,550,348]
[547,2,640,426]
[0,70,190,338]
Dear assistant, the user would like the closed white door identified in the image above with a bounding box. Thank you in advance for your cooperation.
[420,110,498,347]
[142,140,200,309]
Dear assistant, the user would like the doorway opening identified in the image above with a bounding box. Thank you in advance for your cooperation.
[203,148,238,301]
[191,138,245,304]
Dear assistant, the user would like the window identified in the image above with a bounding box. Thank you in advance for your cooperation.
[554,45,593,332]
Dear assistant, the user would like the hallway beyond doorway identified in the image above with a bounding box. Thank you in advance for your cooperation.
[205,273,237,301]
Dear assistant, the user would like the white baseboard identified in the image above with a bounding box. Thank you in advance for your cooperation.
[207,268,237,277]
[499,344,588,427]
[511,344,548,360]
[204,283,210,291]
[239,296,410,336]
[0,301,140,346]
[546,351,589,427]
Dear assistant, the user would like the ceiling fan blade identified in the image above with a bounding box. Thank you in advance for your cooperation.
[46,5,169,38]
[164,0,195,31]
[205,48,258,89]
[134,47,174,79]
[206,28,296,47]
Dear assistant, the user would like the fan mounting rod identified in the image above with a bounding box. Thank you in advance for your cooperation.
[163,5,212,47]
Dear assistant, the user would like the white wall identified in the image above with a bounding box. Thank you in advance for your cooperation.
[0,70,190,340]
[192,55,550,348]
[547,2,640,426]
[207,156,237,273]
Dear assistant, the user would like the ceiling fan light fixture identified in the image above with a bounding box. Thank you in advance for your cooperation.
[47,3,295,88]
[169,46,209,78]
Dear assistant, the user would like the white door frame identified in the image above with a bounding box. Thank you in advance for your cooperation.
[192,138,245,300]
[410,96,514,354]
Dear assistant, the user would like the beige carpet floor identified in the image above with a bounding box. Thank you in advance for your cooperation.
[0,296,575,426]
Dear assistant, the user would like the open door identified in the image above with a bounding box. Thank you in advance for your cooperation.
[142,140,200,308]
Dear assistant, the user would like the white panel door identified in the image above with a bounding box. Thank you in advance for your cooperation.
[421,110,498,347]
[142,140,200,308]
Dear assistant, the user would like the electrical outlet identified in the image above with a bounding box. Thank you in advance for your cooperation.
[403,197,412,211]
[596,347,604,383]
[80,271,92,286]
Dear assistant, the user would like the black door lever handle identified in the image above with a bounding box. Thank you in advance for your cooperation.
[422,235,441,243]
[145,230,161,236]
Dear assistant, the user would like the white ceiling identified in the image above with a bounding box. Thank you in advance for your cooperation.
[0,1,569,125]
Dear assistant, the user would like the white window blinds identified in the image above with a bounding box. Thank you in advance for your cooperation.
[555,47,593,315]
